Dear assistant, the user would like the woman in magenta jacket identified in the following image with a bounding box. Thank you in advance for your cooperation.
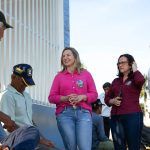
[105,54,145,150]
[48,47,98,150]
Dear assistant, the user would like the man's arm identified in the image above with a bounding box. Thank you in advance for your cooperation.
[0,111,17,132]
[0,93,18,132]
[97,116,108,141]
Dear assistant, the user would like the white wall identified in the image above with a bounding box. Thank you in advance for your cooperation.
[0,0,64,106]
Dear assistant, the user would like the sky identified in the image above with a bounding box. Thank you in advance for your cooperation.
[70,0,150,94]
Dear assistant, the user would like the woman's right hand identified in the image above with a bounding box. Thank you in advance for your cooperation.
[60,96,69,102]
[69,94,87,105]
[109,96,122,106]
[61,93,86,105]
[60,94,77,103]
[68,94,78,105]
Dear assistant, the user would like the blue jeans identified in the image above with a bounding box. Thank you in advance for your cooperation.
[110,112,143,150]
[56,106,92,150]
[1,126,40,150]
[0,123,7,141]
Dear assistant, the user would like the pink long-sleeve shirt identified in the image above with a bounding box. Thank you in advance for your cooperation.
[48,69,98,115]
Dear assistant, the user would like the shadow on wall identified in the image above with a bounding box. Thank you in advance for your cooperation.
[32,104,65,149]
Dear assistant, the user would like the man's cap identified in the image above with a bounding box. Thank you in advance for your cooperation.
[92,99,104,108]
[0,11,13,28]
[13,64,35,86]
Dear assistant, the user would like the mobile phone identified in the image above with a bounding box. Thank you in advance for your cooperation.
[118,87,122,98]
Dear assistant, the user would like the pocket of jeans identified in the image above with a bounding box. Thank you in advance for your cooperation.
[80,108,90,113]
[78,108,92,122]
[59,109,68,117]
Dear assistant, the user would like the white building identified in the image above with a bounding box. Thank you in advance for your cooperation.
[0,0,70,105]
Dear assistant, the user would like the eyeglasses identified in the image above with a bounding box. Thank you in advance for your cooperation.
[117,61,128,66]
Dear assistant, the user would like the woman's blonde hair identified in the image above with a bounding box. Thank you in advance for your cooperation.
[61,47,83,73]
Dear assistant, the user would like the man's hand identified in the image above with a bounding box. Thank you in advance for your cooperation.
[3,123,18,133]
[2,114,18,132]
[0,144,9,150]
[40,138,55,148]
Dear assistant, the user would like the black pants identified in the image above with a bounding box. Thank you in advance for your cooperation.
[103,117,111,138]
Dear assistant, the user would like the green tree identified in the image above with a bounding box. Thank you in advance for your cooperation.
[140,75,148,115]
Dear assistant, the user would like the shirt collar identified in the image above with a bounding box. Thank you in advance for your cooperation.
[62,69,80,75]
[7,84,25,95]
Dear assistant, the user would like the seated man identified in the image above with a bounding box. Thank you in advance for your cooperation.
[91,99,114,150]
[0,11,40,150]
[0,64,55,150]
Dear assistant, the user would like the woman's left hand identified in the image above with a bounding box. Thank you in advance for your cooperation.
[132,61,137,72]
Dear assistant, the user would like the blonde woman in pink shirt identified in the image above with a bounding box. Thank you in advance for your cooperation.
[48,47,98,150]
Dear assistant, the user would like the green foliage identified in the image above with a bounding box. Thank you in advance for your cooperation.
[140,74,147,100]
[140,74,149,115]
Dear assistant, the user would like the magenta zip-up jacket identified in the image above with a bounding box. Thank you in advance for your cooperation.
[105,70,145,115]
[48,69,98,115]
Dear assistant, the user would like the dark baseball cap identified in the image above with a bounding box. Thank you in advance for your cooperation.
[13,64,35,86]
[0,11,13,28]
[92,99,104,108]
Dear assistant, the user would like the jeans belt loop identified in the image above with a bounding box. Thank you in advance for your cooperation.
[73,105,77,109]
[65,105,81,110]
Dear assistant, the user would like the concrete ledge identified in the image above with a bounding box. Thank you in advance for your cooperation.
[32,104,64,149]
